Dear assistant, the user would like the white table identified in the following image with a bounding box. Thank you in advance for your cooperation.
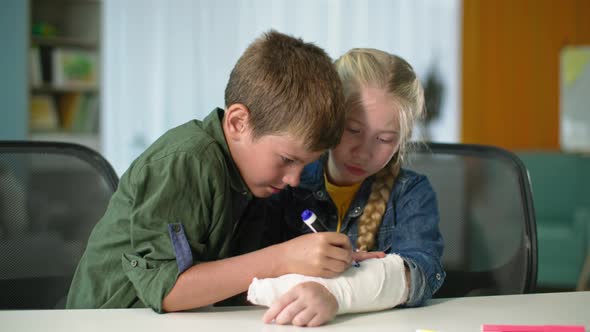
[1,292,589,332]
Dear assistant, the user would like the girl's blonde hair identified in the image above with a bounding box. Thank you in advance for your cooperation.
[334,48,425,251]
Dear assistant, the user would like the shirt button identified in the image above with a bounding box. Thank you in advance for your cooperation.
[352,207,362,214]
[173,224,181,233]
[131,260,138,267]
[436,273,442,280]
[316,191,324,198]
[242,191,248,195]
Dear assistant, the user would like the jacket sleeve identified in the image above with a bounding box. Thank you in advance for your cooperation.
[391,175,445,306]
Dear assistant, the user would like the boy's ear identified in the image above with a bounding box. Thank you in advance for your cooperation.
[224,104,250,141]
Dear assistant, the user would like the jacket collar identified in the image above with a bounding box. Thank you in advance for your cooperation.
[298,153,329,192]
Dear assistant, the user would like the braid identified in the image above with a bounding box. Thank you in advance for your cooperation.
[356,160,401,251]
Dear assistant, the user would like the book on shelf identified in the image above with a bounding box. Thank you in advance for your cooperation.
[58,93,82,129]
[29,47,42,87]
[38,45,53,84]
[29,94,59,132]
[58,93,99,134]
[52,48,98,89]
[31,46,99,89]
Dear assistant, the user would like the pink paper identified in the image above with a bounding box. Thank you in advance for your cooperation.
[482,324,585,332]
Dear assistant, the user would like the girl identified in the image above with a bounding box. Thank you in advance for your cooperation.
[249,49,445,326]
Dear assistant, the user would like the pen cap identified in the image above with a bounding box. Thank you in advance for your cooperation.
[301,209,329,232]
[301,209,317,225]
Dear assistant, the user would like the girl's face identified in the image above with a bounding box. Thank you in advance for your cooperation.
[327,85,401,186]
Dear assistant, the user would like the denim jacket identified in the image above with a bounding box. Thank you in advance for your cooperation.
[271,156,446,306]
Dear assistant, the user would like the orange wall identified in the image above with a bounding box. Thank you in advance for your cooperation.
[462,0,590,150]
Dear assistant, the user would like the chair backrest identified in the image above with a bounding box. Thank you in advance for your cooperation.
[518,152,590,223]
[405,143,537,297]
[0,141,118,309]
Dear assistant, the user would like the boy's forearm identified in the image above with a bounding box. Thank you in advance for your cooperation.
[162,244,285,312]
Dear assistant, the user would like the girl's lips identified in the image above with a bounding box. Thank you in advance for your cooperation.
[345,164,366,176]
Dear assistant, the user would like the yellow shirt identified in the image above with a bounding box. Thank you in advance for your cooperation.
[324,172,361,232]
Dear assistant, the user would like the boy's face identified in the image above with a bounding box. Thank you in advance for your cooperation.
[225,105,323,198]
[327,86,401,186]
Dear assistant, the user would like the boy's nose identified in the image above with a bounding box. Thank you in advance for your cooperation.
[282,169,301,188]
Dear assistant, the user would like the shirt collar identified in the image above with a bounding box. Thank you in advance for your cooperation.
[324,171,362,194]
[203,107,251,196]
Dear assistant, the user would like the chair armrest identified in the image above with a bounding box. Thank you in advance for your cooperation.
[575,208,590,291]
[574,207,590,250]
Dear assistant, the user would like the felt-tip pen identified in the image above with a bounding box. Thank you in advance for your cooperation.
[301,209,360,267]
[301,209,328,232]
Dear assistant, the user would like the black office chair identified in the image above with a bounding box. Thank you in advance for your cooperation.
[0,141,118,309]
[405,143,537,297]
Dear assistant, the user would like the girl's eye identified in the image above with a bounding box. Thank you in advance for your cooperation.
[377,136,395,144]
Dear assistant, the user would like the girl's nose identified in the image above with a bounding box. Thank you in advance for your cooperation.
[352,139,372,162]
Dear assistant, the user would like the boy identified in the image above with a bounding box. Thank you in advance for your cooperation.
[66,30,355,312]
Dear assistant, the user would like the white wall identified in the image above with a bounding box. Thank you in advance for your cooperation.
[103,0,461,174]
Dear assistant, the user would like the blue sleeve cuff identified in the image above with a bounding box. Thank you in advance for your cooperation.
[403,258,427,307]
[167,223,193,274]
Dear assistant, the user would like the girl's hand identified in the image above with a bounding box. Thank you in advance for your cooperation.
[262,281,338,327]
[277,232,353,278]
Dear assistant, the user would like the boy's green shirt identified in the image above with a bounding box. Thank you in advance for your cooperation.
[66,108,273,312]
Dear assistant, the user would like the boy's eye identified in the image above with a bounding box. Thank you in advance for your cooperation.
[346,127,361,134]
[281,156,295,164]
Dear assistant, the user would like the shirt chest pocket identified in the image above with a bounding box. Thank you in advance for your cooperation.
[375,207,396,252]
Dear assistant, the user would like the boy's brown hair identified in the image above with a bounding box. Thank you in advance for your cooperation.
[225,30,345,152]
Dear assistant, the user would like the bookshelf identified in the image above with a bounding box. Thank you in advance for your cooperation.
[28,0,102,152]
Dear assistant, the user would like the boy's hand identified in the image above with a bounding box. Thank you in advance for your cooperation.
[262,281,337,327]
[278,232,352,278]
